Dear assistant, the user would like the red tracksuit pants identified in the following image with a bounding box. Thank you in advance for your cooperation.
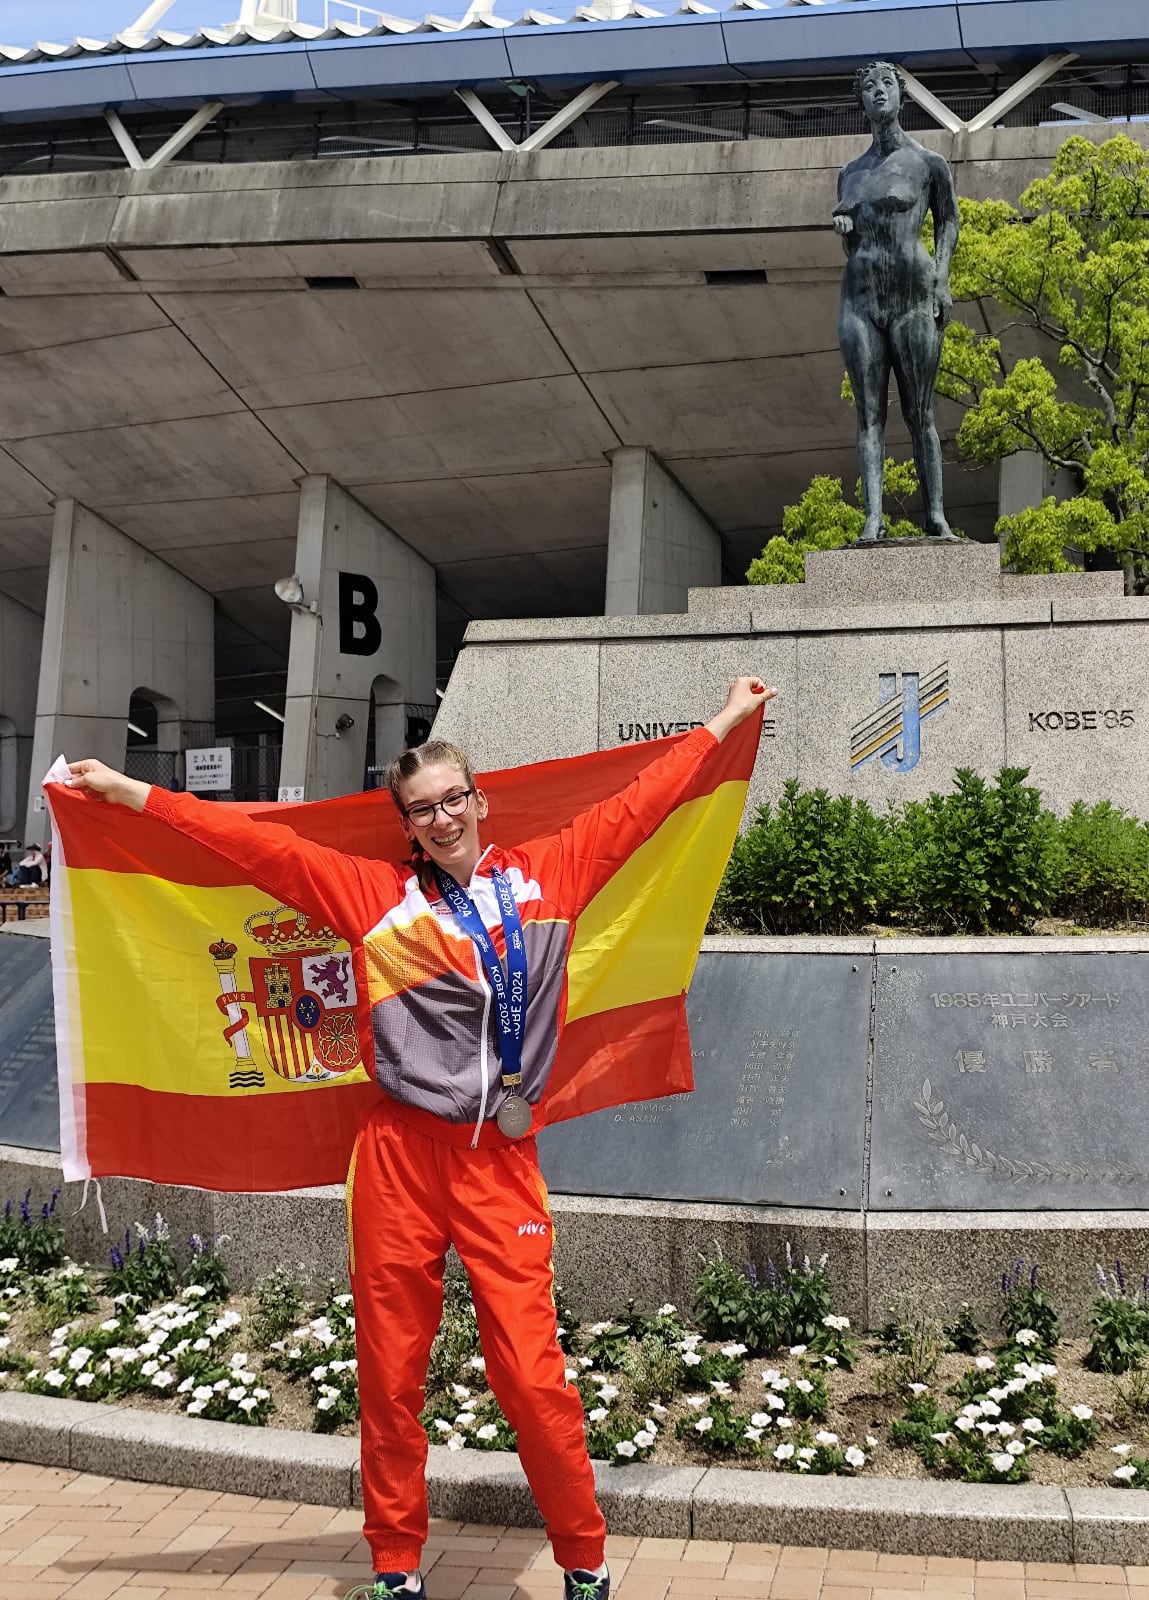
[347,1097,607,1574]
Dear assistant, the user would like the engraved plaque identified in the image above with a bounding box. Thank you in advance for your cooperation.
[869,955,1149,1210]
[537,952,869,1206]
[0,935,59,1152]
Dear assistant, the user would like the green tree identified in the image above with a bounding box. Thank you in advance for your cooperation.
[745,459,923,584]
[940,134,1149,593]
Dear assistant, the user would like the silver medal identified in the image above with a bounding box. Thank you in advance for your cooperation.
[496,1094,533,1139]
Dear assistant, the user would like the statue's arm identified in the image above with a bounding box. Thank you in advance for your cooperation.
[929,152,960,318]
[832,166,854,241]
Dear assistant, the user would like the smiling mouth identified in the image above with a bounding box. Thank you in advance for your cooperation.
[431,827,465,849]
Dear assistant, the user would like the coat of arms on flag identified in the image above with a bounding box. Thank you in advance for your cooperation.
[209,905,361,1090]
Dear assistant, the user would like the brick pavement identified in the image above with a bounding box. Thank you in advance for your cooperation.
[1,1463,1147,1600]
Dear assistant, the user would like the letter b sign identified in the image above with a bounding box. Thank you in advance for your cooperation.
[338,572,382,656]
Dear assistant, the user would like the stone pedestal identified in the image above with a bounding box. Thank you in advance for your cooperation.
[436,544,1149,820]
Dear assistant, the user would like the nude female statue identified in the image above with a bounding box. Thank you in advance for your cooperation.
[834,60,960,541]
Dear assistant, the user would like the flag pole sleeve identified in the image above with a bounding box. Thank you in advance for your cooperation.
[144,787,398,940]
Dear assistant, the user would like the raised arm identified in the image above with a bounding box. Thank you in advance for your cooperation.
[516,678,773,913]
[63,761,399,941]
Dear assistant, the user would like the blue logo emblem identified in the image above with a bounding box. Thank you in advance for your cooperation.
[850,662,949,774]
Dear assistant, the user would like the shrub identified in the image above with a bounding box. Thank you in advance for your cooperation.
[715,781,893,934]
[1000,1262,1059,1353]
[1086,1263,1149,1374]
[0,1189,65,1275]
[250,1267,307,1349]
[1057,802,1149,925]
[104,1216,178,1307]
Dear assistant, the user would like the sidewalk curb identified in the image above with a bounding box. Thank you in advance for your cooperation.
[5,1393,1149,1561]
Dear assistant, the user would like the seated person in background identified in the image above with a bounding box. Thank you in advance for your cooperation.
[6,845,45,888]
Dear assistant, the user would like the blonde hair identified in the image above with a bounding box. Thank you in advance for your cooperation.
[385,739,477,887]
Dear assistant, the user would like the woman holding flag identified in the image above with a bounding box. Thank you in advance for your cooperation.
[63,674,771,1600]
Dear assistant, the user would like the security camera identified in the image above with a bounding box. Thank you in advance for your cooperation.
[335,713,356,734]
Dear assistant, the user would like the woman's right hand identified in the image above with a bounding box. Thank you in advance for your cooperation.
[64,760,151,813]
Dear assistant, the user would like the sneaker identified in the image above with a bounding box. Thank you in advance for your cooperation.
[564,1569,610,1600]
[344,1574,426,1600]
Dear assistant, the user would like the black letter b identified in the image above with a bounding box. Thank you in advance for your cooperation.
[338,572,382,656]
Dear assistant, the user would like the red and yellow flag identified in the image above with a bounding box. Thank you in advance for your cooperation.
[45,718,758,1192]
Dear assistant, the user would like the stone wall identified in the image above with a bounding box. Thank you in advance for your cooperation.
[435,544,1149,818]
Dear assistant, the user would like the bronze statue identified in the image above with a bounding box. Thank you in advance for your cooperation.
[833,60,960,542]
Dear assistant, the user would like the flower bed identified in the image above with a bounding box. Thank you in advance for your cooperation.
[4,1194,1149,1488]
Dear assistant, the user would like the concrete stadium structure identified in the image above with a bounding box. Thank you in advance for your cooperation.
[0,0,1146,835]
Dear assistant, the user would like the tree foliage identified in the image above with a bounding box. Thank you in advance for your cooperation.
[745,459,924,584]
[940,134,1149,592]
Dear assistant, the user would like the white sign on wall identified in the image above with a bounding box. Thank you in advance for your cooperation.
[185,748,233,793]
[277,785,305,803]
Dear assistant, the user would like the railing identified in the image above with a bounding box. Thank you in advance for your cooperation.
[324,1,389,25]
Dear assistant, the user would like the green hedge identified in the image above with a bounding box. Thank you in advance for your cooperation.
[713,769,1149,935]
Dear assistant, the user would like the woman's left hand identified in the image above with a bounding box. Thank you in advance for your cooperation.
[706,677,777,742]
[933,279,953,325]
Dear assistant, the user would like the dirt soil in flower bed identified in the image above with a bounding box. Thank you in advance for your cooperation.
[3,1282,1147,1487]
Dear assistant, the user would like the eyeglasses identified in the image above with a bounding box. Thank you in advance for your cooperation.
[403,788,474,826]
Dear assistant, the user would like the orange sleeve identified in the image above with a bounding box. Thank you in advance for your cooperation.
[512,725,722,913]
[144,788,401,942]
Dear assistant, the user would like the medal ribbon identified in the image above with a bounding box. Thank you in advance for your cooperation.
[435,865,527,1089]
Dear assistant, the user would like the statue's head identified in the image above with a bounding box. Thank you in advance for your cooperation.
[854,60,906,122]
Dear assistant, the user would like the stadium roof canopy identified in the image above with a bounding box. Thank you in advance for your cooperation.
[0,0,1146,116]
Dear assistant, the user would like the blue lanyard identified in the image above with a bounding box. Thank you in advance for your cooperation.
[434,865,527,1086]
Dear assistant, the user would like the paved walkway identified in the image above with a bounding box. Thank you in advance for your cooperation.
[1,1463,1147,1600]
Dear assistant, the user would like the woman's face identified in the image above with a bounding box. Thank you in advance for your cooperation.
[398,760,488,880]
[861,66,901,124]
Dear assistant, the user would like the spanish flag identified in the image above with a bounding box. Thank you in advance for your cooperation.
[44,715,759,1193]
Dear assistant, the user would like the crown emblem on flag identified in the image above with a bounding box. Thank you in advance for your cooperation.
[242,905,339,953]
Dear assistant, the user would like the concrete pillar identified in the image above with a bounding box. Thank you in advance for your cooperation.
[279,477,436,801]
[605,447,722,615]
[0,594,42,839]
[998,453,1077,528]
[26,501,215,842]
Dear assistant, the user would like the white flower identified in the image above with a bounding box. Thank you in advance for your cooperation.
[765,1394,786,1411]
[192,1338,210,1353]
[685,1395,709,1409]
[814,1431,839,1446]
[633,1430,655,1448]
[789,1345,808,1357]
[749,1413,772,1428]
[1112,1444,1134,1456]
[775,1417,793,1430]
[990,1453,1017,1474]
[238,1396,258,1413]
[577,1357,594,1370]
[476,1424,498,1441]
[694,1416,714,1433]
[650,1404,668,1418]
[597,1384,620,1402]
[468,1356,487,1372]
[1038,1363,1058,1378]
[565,1369,578,1383]
[709,1380,731,1396]
[44,1371,66,1388]
[682,1351,702,1367]
[588,1322,612,1337]
[1014,1329,1038,1347]
[67,1348,92,1371]
[0,1258,17,1273]
[615,1440,637,1458]
[186,1400,206,1414]
[976,1422,997,1437]
[930,1432,952,1444]
[193,1385,214,1401]
[588,1408,608,1423]
[1115,1464,1138,1481]
[1005,1441,1026,1456]
[454,1412,477,1431]
[316,1397,335,1412]
[744,1426,764,1443]
[212,1380,229,1393]
[657,1304,677,1316]
[1021,1418,1044,1434]
[99,1319,119,1333]
[774,1442,794,1460]
[227,1387,246,1403]
[975,1356,996,1371]
[151,1372,174,1389]
[795,1379,813,1394]
[796,1460,811,1472]
[954,1415,975,1434]
[997,1421,1016,1437]
[823,1356,839,1368]
[141,1360,161,1377]
[446,1434,466,1451]
[908,1383,930,1396]
[1071,1405,1094,1421]
[845,1446,865,1468]
[450,1384,472,1401]
[434,1419,453,1434]
[74,1372,95,1388]
[980,1400,1001,1417]
[798,1447,816,1462]
[643,1418,659,1435]
[721,1344,747,1358]
[761,1368,781,1384]
[987,1388,1009,1402]
[769,1376,791,1392]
